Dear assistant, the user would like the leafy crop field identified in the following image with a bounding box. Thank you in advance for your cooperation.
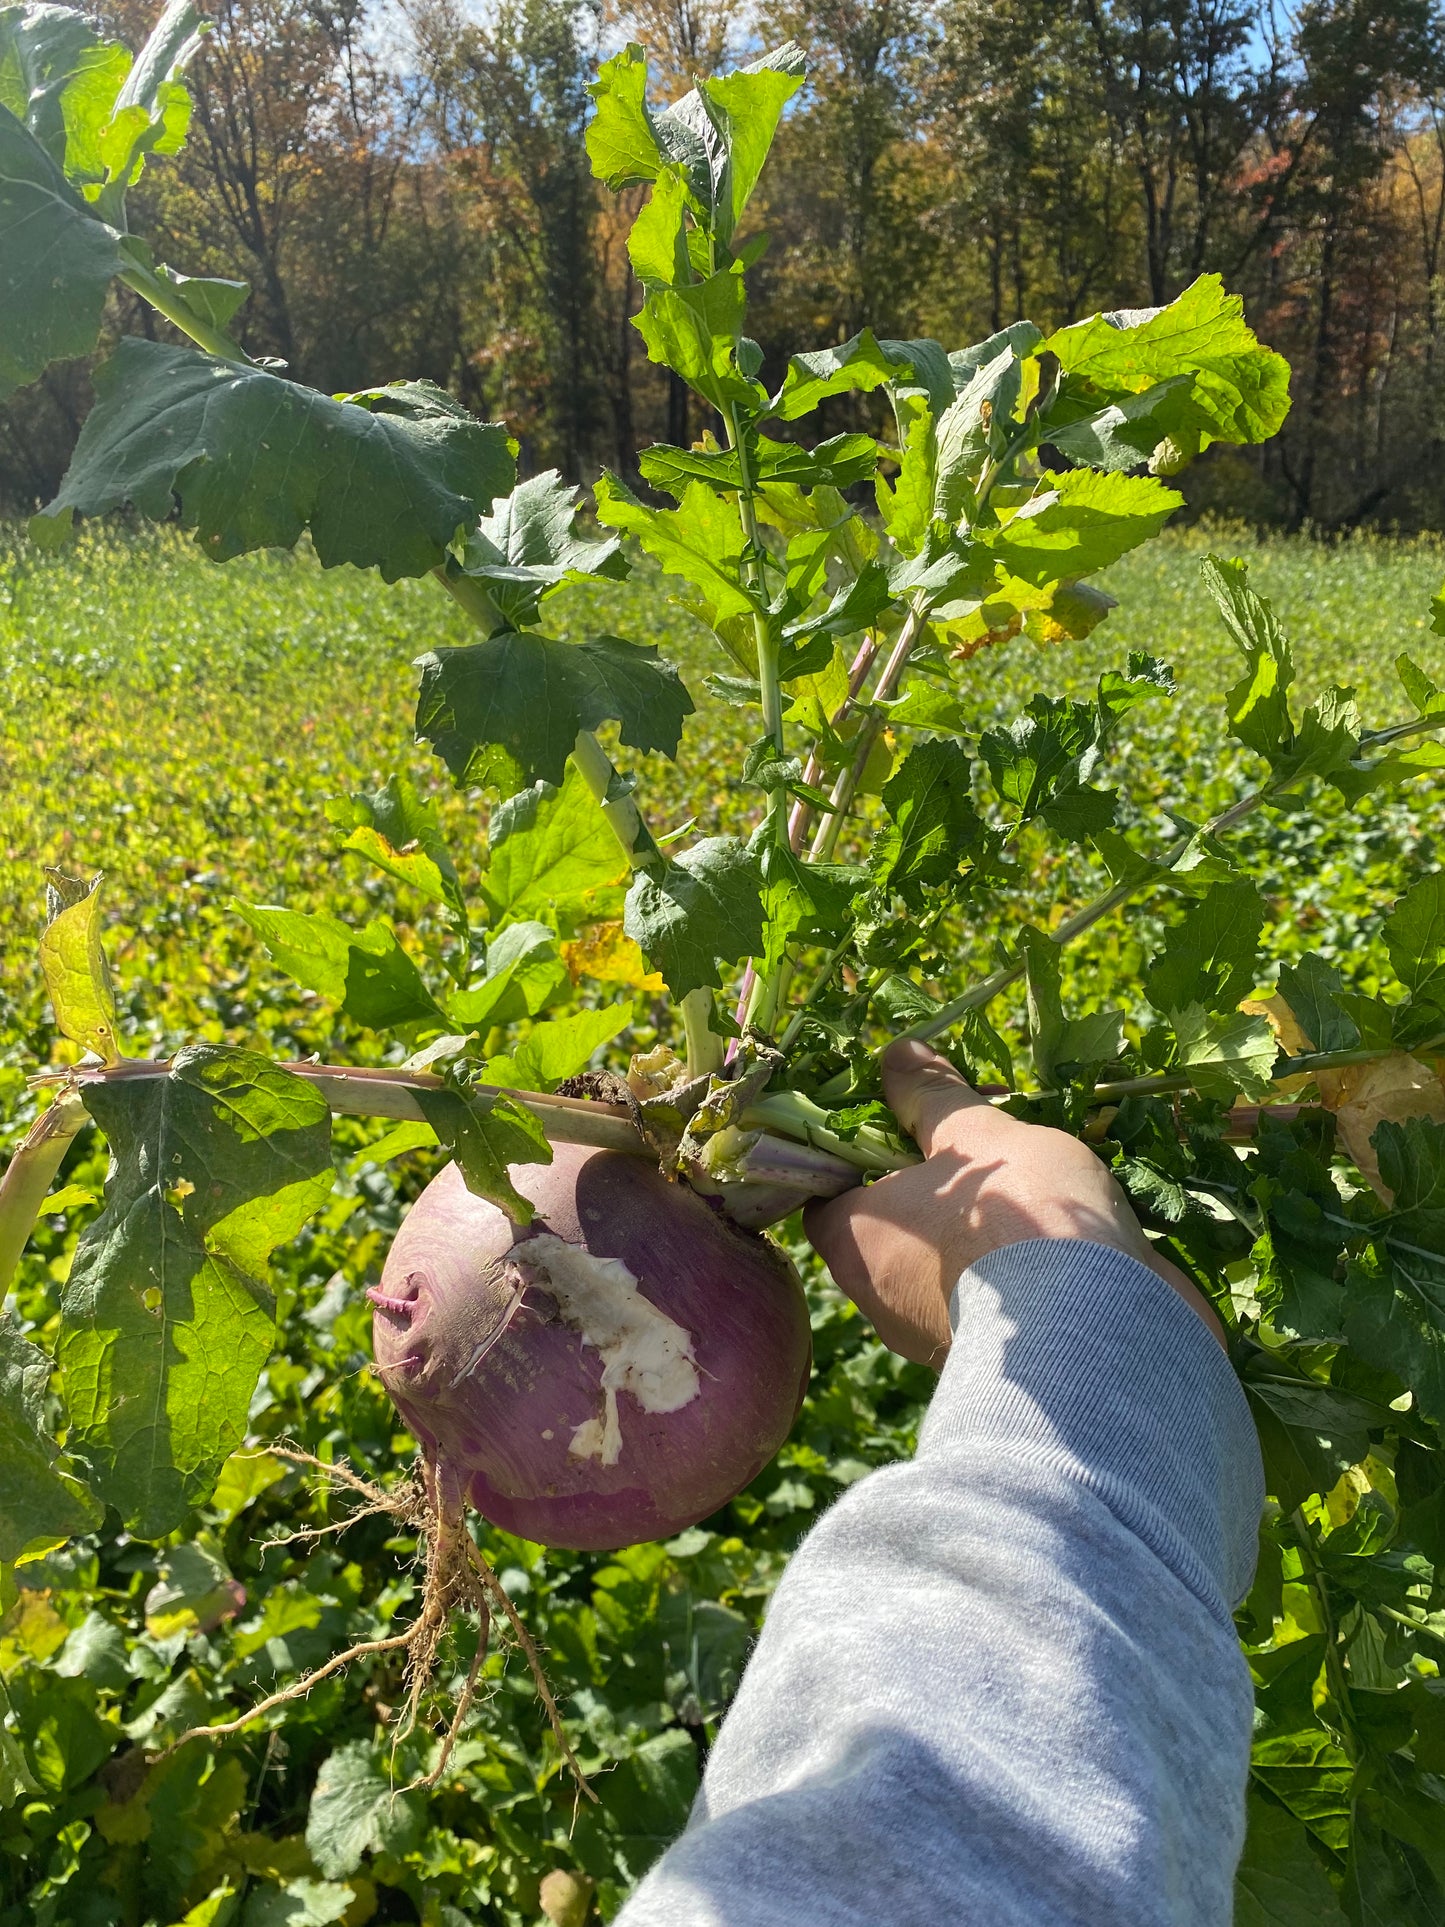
[2,522,1443,1923]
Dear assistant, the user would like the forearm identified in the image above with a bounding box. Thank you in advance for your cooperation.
[616,1240,1264,1927]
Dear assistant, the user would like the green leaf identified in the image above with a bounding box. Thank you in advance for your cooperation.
[1234,1791,1348,1927]
[1019,926,1125,1088]
[628,166,691,287]
[1250,1731,1354,1853]
[1344,1253,1445,1425]
[871,740,988,891]
[155,264,248,331]
[32,340,517,580]
[483,1003,634,1093]
[1399,653,1445,719]
[1385,872,1445,1009]
[1146,880,1265,1015]
[444,921,569,1029]
[1168,1003,1278,1102]
[585,42,664,188]
[245,1879,357,1927]
[0,102,122,398]
[769,330,913,422]
[232,904,446,1030]
[1199,554,1298,763]
[594,472,756,622]
[481,761,627,930]
[633,270,760,414]
[784,561,891,647]
[1046,275,1291,456]
[695,43,806,242]
[624,836,765,999]
[987,469,1182,590]
[60,1046,333,1536]
[415,630,694,794]
[92,0,205,201]
[306,1740,421,1879]
[456,469,626,630]
[0,1676,39,1807]
[876,395,937,556]
[414,1086,551,1223]
[757,843,862,975]
[881,683,972,735]
[1047,374,1199,473]
[639,432,878,499]
[1277,955,1361,1054]
[934,347,1026,524]
[0,1312,101,1562]
[0,3,129,169]
[39,868,121,1061]
[326,774,467,936]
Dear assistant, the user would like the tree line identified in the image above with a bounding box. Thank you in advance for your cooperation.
[7,0,1445,531]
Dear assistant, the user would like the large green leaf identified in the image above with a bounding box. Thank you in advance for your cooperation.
[33,339,517,580]
[232,904,447,1030]
[1234,1791,1348,1927]
[0,1312,101,1561]
[623,836,765,999]
[870,740,989,892]
[594,473,757,623]
[0,4,130,170]
[986,469,1182,590]
[481,762,627,930]
[0,102,121,398]
[415,630,694,793]
[1018,925,1125,1088]
[1169,1003,1278,1102]
[690,42,805,243]
[456,469,626,630]
[59,1047,334,1537]
[444,921,569,1029]
[638,432,878,499]
[584,42,664,189]
[633,269,761,414]
[1046,274,1291,458]
[769,330,912,422]
[1146,880,1265,1015]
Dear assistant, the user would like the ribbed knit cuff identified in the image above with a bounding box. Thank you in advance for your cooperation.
[921,1238,1263,1618]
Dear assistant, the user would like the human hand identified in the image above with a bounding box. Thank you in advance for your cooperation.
[803,1039,1224,1367]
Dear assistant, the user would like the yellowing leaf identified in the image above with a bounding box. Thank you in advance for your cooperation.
[39,869,122,1062]
[562,924,665,993]
[1316,1051,1445,1199]
[1241,993,1312,1093]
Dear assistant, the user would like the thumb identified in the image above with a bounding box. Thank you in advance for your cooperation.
[882,1038,988,1158]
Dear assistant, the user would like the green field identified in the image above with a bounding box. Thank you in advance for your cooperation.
[3,521,1444,1922]
[4,519,1442,1075]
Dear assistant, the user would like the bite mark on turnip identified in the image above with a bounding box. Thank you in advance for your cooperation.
[502,1233,700,1466]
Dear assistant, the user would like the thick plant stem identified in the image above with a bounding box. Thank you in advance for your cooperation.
[118,262,253,365]
[681,988,725,1079]
[1091,1033,1445,1103]
[808,596,928,862]
[785,633,880,851]
[726,405,787,844]
[0,1093,89,1295]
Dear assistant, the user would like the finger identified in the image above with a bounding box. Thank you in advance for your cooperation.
[802,1190,866,1288]
[882,1038,989,1158]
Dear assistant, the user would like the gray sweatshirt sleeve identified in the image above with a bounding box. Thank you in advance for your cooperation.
[615,1238,1265,1927]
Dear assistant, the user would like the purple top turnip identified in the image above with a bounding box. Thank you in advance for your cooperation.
[370,1142,813,1550]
